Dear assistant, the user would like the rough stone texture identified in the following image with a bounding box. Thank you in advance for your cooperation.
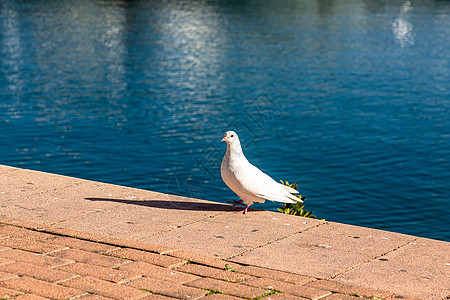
[0,270,18,281]
[98,238,177,254]
[244,278,332,299]
[305,280,392,298]
[118,261,199,284]
[107,248,187,268]
[0,165,84,200]
[143,212,323,259]
[321,294,362,300]
[0,246,10,253]
[230,222,415,278]
[0,261,76,283]
[0,225,54,241]
[0,237,68,254]
[0,249,73,268]
[201,294,243,299]
[127,277,208,299]
[13,294,50,300]
[333,238,450,299]
[53,195,230,240]
[45,236,119,253]
[0,257,14,266]
[0,276,85,299]
[260,293,309,299]
[0,165,447,300]
[168,250,241,269]
[186,278,267,299]
[62,275,150,299]
[236,265,314,285]
[73,295,114,300]
[177,263,253,283]
[0,286,23,298]
[139,294,179,300]
[49,249,130,268]
[56,262,141,284]
[0,219,435,300]
[2,183,145,225]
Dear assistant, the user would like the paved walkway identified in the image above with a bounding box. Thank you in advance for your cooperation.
[0,164,449,299]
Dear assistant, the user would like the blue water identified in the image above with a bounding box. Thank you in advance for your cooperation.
[0,0,449,241]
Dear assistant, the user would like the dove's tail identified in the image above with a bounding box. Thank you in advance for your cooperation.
[279,184,303,203]
[286,192,303,203]
[280,184,298,194]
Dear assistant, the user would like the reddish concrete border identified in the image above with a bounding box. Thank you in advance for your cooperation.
[1,164,449,299]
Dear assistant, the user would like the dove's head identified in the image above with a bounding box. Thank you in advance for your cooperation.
[221,131,244,154]
[221,131,239,144]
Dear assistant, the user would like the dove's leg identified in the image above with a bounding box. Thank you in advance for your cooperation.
[235,204,249,214]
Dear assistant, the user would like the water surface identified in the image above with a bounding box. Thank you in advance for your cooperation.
[0,0,449,241]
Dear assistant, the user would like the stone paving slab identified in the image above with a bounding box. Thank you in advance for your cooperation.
[230,222,415,278]
[54,196,230,240]
[143,211,323,258]
[0,221,415,300]
[1,181,154,226]
[1,165,449,299]
[332,238,450,299]
[0,165,87,199]
[1,164,226,229]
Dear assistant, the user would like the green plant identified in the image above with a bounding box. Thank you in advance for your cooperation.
[278,181,321,219]
[201,288,224,296]
[224,264,236,272]
[254,289,282,299]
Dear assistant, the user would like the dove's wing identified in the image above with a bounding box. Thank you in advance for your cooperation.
[220,131,302,207]
[232,161,302,204]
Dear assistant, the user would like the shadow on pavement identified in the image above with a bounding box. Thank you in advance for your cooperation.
[84,197,259,213]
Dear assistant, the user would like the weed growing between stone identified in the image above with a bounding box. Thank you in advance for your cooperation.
[278,181,321,219]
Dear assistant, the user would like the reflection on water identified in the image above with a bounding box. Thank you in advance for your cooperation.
[0,0,449,241]
[392,1,415,47]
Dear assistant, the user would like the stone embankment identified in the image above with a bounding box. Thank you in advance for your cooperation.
[0,164,449,299]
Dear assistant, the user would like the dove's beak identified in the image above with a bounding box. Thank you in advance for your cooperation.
[221,137,226,142]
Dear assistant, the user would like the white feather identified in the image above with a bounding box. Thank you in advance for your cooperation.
[221,131,302,207]
[280,184,298,194]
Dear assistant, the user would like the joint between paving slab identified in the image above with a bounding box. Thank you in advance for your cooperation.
[101,247,122,254]
[113,259,135,269]
[0,261,14,268]
[0,248,12,254]
[0,221,154,255]
[68,292,91,300]
[199,287,245,299]
[0,246,11,253]
[54,274,82,284]
[314,293,333,300]
[327,236,419,280]
[43,246,71,255]
[0,273,19,282]
[51,260,77,269]
[226,221,329,260]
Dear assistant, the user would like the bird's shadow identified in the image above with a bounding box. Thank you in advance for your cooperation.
[84,197,259,213]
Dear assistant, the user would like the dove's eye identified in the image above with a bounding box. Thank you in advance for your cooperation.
[231,134,234,137]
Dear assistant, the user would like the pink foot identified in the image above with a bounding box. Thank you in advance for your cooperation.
[235,204,249,214]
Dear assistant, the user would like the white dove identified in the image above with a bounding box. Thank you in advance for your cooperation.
[221,131,302,214]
